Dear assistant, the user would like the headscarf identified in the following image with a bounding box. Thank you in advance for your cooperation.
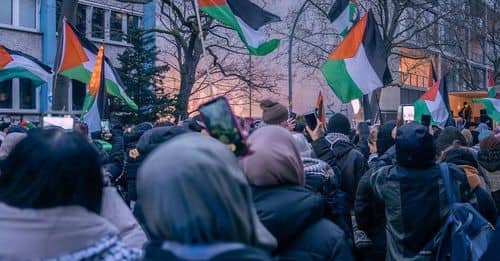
[240,126,304,186]
[137,133,271,247]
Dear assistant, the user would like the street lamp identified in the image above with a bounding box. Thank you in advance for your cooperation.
[288,0,310,112]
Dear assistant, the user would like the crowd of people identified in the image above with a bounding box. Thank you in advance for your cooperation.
[0,98,498,260]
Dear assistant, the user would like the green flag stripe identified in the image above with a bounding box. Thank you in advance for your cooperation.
[321,59,363,103]
[201,5,278,56]
[61,65,138,110]
[0,67,46,86]
[414,99,431,123]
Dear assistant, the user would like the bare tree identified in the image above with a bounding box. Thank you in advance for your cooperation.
[155,0,283,121]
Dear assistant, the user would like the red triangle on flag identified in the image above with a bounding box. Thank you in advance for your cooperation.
[0,45,13,68]
[421,80,441,101]
[58,19,89,72]
[488,71,495,87]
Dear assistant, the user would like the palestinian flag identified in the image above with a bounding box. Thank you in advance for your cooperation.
[0,45,52,86]
[487,71,496,98]
[328,0,358,36]
[414,77,452,128]
[82,44,107,133]
[321,12,391,103]
[57,18,137,110]
[472,72,499,122]
[316,91,326,126]
[198,0,281,56]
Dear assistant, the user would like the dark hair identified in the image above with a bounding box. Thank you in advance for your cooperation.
[0,129,103,213]
[327,113,351,135]
[0,122,10,132]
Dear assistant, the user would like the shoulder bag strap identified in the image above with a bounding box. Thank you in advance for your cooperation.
[439,163,457,204]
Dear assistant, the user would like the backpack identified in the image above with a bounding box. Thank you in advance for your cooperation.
[430,163,494,261]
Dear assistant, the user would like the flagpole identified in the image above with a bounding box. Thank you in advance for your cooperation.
[193,0,214,98]
[288,0,309,112]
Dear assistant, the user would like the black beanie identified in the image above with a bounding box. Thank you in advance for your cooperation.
[396,123,436,168]
[377,121,397,155]
[435,126,466,154]
[327,113,350,135]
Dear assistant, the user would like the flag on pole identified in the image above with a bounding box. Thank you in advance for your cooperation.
[487,71,496,98]
[473,72,499,122]
[0,45,53,86]
[328,0,358,36]
[198,0,281,56]
[427,60,437,88]
[321,12,391,103]
[414,77,452,128]
[57,18,137,110]
[82,44,107,133]
[316,91,326,126]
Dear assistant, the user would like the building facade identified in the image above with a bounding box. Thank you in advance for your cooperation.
[0,0,155,122]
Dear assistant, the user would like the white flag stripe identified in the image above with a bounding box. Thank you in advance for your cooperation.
[235,16,268,48]
[425,92,449,128]
[6,55,53,82]
[332,6,351,33]
[345,45,383,94]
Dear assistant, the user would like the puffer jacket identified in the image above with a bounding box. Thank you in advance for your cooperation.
[143,242,272,261]
[252,185,354,260]
[371,163,495,260]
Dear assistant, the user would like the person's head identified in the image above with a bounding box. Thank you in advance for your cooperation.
[0,122,11,133]
[441,143,478,169]
[137,133,260,245]
[477,134,500,172]
[461,129,473,147]
[463,102,468,106]
[292,133,313,158]
[396,123,436,168]
[260,99,288,126]
[136,126,189,156]
[0,133,27,160]
[124,122,154,144]
[435,126,467,155]
[377,121,397,155]
[327,113,350,135]
[0,129,103,213]
[240,126,304,187]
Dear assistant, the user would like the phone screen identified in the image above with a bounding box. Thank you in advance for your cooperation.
[101,120,110,133]
[421,115,431,127]
[304,112,317,130]
[199,97,247,156]
[289,112,297,119]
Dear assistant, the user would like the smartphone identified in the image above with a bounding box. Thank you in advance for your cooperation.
[421,115,431,127]
[43,116,74,130]
[289,111,297,119]
[199,97,248,156]
[101,120,110,133]
[304,111,318,130]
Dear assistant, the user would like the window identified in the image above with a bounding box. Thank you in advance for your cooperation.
[92,7,105,39]
[0,0,13,25]
[76,4,87,35]
[0,0,38,30]
[71,80,86,111]
[127,15,140,34]
[0,80,13,109]
[110,11,124,42]
[19,79,36,109]
[19,0,36,28]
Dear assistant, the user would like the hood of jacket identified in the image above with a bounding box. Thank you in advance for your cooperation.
[0,203,119,260]
[325,133,355,159]
[251,185,324,249]
[395,123,436,168]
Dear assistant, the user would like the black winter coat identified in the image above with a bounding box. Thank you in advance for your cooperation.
[252,185,354,260]
[312,137,368,213]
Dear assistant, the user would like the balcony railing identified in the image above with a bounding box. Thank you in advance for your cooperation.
[397,71,431,89]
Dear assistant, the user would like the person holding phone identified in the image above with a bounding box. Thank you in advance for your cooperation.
[306,113,368,237]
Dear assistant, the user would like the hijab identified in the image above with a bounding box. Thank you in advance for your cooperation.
[137,133,273,247]
[240,126,304,186]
